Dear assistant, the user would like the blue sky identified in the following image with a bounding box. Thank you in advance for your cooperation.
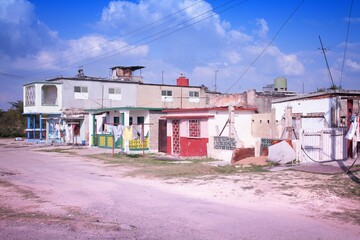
[1,0,359,110]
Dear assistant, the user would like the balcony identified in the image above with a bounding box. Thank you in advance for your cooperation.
[24,83,62,114]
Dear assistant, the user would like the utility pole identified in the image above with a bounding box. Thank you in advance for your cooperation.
[319,35,336,90]
[214,69,219,92]
[161,71,164,84]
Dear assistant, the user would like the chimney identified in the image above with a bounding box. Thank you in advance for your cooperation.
[176,74,189,87]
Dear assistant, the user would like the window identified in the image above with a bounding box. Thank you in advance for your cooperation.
[189,91,200,103]
[189,120,200,138]
[25,85,35,106]
[74,86,88,99]
[189,91,199,97]
[161,90,173,102]
[161,90,172,96]
[109,87,121,100]
[114,117,120,125]
[109,87,121,94]
[137,116,144,124]
[74,86,88,93]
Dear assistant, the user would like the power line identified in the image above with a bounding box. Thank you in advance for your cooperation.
[339,0,354,88]
[223,0,305,94]
[70,0,246,68]
[4,0,228,79]
[17,0,208,73]
[318,35,335,90]
[5,0,246,80]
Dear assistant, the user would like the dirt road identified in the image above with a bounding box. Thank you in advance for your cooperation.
[0,140,359,239]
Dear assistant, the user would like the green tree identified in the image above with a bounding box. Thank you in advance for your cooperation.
[0,101,26,137]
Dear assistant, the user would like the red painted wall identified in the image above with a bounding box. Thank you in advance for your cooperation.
[179,137,208,157]
[166,136,172,155]
[167,136,208,157]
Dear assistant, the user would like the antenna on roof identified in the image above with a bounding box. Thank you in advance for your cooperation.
[77,66,84,78]
[318,35,336,91]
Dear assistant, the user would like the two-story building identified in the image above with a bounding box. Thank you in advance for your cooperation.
[23,66,213,153]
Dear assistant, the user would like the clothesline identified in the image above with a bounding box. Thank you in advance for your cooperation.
[109,123,153,156]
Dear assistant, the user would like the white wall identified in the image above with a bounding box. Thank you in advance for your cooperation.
[61,80,138,109]
[23,83,62,114]
[207,110,256,162]
[208,110,256,147]
[273,97,333,125]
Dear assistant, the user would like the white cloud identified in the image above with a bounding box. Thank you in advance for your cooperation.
[227,30,252,43]
[346,59,360,71]
[0,0,33,24]
[225,51,242,64]
[1,0,359,108]
[255,18,269,38]
[0,0,59,58]
[277,54,305,76]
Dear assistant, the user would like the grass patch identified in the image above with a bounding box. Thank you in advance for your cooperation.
[0,179,42,201]
[87,153,269,179]
[349,186,360,197]
[236,164,268,173]
[38,147,84,154]
[39,148,71,153]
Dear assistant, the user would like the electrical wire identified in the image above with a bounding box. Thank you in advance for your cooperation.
[301,145,346,163]
[339,0,354,89]
[66,0,246,70]
[223,0,305,95]
[3,0,239,79]
[1,0,244,116]
[20,0,249,108]
[16,0,208,74]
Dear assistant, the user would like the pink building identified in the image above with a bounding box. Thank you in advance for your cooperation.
[162,107,257,159]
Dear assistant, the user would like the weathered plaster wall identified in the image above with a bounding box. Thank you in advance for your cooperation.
[251,109,276,138]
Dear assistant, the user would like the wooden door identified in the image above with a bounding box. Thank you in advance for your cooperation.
[158,119,167,153]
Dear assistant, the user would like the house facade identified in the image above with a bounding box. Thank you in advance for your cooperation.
[85,107,163,153]
[162,107,257,161]
[23,66,213,148]
[270,91,360,162]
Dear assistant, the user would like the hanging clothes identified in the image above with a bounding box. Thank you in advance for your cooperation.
[132,125,139,140]
[346,116,357,140]
[123,126,133,141]
[112,125,123,142]
[132,125,143,142]
[65,125,71,143]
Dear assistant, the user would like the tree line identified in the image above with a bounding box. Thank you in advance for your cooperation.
[0,101,26,138]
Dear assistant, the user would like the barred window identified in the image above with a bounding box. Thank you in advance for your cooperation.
[189,120,200,138]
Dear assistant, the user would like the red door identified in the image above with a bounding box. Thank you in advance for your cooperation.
[158,119,167,153]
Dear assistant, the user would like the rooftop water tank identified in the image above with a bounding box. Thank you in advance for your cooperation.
[274,77,287,92]
[176,75,189,86]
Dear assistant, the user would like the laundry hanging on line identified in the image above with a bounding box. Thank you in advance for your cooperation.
[111,125,144,143]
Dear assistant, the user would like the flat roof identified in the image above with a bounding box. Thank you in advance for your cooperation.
[85,106,163,113]
[43,77,205,89]
[162,106,258,113]
[272,90,360,103]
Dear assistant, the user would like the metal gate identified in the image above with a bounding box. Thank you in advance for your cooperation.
[299,128,347,163]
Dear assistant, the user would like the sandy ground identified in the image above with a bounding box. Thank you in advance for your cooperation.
[0,138,360,239]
